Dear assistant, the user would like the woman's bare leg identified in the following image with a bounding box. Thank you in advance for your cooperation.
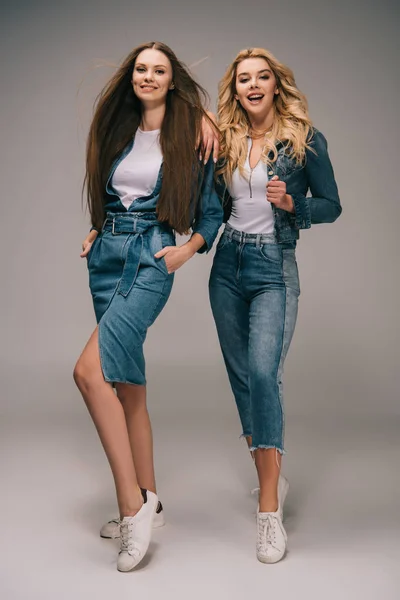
[115,383,156,494]
[73,327,142,517]
[246,436,281,512]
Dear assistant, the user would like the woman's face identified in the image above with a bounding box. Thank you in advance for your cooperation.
[234,57,279,120]
[132,48,174,105]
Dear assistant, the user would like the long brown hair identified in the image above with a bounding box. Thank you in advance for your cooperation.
[84,42,211,232]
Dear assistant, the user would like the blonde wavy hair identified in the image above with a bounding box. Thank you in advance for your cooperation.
[218,47,313,183]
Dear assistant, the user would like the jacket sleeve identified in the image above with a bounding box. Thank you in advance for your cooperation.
[214,174,232,223]
[291,130,342,229]
[192,158,224,253]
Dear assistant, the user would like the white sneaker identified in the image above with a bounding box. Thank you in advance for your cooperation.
[254,475,289,564]
[256,509,287,564]
[117,489,158,572]
[100,500,165,538]
[251,474,289,519]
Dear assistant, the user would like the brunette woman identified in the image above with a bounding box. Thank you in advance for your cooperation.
[74,42,223,572]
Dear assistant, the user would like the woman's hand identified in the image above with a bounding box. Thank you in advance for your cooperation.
[80,229,98,258]
[154,244,195,274]
[197,111,219,164]
[154,233,205,273]
[266,175,295,213]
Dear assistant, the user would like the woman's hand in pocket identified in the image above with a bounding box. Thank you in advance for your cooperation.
[80,230,98,258]
[154,244,194,274]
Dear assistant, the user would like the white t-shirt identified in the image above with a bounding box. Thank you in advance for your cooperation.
[111,128,163,209]
[227,138,274,234]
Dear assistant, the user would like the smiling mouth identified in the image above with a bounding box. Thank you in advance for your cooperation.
[141,86,156,91]
[247,94,264,104]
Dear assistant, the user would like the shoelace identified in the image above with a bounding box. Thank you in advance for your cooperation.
[257,514,280,552]
[120,520,140,558]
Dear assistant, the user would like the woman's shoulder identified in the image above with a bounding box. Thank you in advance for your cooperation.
[307,127,328,149]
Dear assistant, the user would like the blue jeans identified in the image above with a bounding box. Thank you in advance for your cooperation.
[209,224,300,453]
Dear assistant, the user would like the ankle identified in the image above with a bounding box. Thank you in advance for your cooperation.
[259,494,279,514]
[259,504,279,513]
[119,488,144,518]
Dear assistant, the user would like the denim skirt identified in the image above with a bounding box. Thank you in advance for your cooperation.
[87,212,175,385]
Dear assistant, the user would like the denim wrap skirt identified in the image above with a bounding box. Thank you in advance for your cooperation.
[87,211,175,385]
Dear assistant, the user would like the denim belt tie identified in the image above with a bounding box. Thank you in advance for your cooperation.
[102,214,161,298]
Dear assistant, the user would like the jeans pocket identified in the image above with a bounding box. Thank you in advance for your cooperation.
[216,234,229,251]
[259,243,282,265]
[155,229,176,275]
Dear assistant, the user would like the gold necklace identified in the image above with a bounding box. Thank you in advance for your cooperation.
[249,126,273,140]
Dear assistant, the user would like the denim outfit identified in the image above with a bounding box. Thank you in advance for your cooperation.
[87,141,223,385]
[209,129,341,452]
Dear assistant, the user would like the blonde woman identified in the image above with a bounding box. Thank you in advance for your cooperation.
[208,48,342,563]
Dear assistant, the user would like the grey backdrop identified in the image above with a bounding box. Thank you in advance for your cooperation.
[1,1,399,599]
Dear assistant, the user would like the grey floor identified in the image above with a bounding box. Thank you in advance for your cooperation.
[1,365,399,600]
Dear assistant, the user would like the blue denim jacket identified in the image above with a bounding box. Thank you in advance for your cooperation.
[97,139,223,253]
[219,129,342,244]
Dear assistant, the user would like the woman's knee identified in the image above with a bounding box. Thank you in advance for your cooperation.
[73,358,85,388]
[73,356,96,394]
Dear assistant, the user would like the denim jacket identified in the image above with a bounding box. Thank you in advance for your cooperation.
[219,129,342,244]
[93,139,223,253]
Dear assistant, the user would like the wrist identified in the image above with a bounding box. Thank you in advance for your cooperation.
[182,240,197,259]
[206,110,217,122]
[88,230,98,243]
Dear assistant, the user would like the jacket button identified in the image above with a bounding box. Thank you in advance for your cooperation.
[268,170,273,176]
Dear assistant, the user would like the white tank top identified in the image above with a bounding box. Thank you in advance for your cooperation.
[227,138,274,234]
[111,128,163,209]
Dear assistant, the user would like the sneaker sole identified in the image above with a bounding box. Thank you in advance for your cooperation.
[257,548,287,564]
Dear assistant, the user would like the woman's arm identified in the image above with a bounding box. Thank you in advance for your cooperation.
[290,130,342,229]
[191,158,224,253]
[154,159,224,272]
[197,111,219,164]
